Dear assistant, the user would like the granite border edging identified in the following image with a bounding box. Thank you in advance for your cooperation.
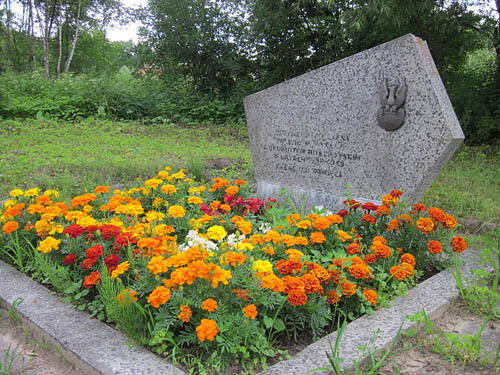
[258,249,487,375]
[0,259,186,375]
[0,249,488,375]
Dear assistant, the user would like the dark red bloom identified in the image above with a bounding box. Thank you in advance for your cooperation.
[362,202,379,211]
[63,224,84,238]
[63,253,76,265]
[337,209,348,217]
[85,244,104,259]
[343,199,361,210]
[104,254,120,267]
[99,225,122,240]
[84,225,99,234]
[114,232,137,249]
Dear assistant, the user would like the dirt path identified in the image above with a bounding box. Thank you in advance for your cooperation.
[0,309,78,375]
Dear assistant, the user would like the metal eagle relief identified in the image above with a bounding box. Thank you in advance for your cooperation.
[377,77,407,131]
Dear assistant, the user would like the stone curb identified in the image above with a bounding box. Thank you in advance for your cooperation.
[0,249,487,375]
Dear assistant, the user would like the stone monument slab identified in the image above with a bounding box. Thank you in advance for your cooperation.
[244,34,464,210]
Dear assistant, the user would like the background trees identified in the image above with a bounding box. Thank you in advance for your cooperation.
[0,0,498,144]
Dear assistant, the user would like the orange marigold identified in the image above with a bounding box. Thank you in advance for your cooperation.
[225,185,239,196]
[372,242,392,259]
[276,259,301,275]
[363,288,378,305]
[287,290,307,306]
[416,217,435,234]
[428,240,443,254]
[243,304,258,319]
[147,286,171,308]
[2,221,19,234]
[390,263,414,280]
[283,275,305,293]
[412,203,427,212]
[386,218,400,231]
[201,298,219,312]
[83,271,101,289]
[209,264,232,288]
[364,254,377,263]
[296,220,312,229]
[327,290,340,304]
[451,236,467,253]
[117,289,138,306]
[301,273,323,293]
[221,251,247,266]
[310,231,326,244]
[349,263,372,280]
[286,213,301,226]
[401,253,416,266]
[178,305,192,323]
[382,194,398,207]
[327,214,343,224]
[262,245,275,255]
[428,207,446,223]
[196,319,219,342]
[442,215,457,229]
[346,243,361,255]
[376,205,390,216]
[313,217,331,230]
[340,282,356,298]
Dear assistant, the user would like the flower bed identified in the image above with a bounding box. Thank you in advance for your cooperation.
[0,167,467,373]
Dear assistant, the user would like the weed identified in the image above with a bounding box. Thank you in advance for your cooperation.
[0,344,21,375]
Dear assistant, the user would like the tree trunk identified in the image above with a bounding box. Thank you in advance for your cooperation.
[29,0,36,70]
[5,0,14,69]
[57,0,63,78]
[63,0,81,73]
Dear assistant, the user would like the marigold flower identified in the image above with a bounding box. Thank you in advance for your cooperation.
[85,244,104,259]
[390,263,414,280]
[283,275,305,293]
[376,205,390,216]
[3,203,25,218]
[148,256,169,275]
[225,186,239,196]
[301,273,323,293]
[111,261,130,279]
[382,194,398,207]
[428,207,446,223]
[337,230,352,242]
[178,305,192,323]
[161,184,177,194]
[259,274,285,293]
[276,259,302,275]
[206,225,227,241]
[196,319,219,342]
[313,217,331,230]
[296,220,312,229]
[349,263,372,279]
[83,271,101,289]
[386,218,400,231]
[287,290,307,306]
[327,214,343,224]
[286,213,301,226]
[427,240,443,254]
[310,231,326,244]
[451,236,467,253]
[24,188,40,197]
[63,254,76,265]
[346,243,361,255]
[2,221,19,234]
[81,257,98,270]
[147,286,171,308]
[201,298,219,312]
[364,254,377,263]
[363,288,378,305]
[187,196,203,205]
[442,215,457,229]
[362,214,376,224]
[37,236,61,253]
[243,304,258,319]
[401,253,416,266]
[327,290,340,304]
[234,179,245,186]
[168,205,186,219]
[221,251,246,266]
[9,189,24,197]
[94,186,110,194]
[416,217,435,234]
[285,248,304,260]
[340,282,356,298]
[236,219,252,235]
[371,242,391,259]
[209,264,232,288]
[252,259,273,274]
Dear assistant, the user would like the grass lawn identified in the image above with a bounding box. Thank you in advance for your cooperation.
[0,118,498,223]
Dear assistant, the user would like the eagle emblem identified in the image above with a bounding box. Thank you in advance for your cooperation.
[376,78,407,131]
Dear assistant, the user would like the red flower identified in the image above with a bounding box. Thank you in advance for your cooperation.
[337,209,348,217]
[99,225,122,240]
[343,199,361,210]
[63,254,76,265]
[362,202,378,211]
[83,271,101,289]
[85,244,104,259]
[114,232,137,249]
[81,257,98,270]
[63,224,84,238]
[361,214,376,224]
[104,254,120,267]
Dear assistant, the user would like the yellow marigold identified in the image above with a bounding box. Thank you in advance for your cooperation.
[145,210,166,222]
[2,221,19,234]
[206,225,227,241]
[178,305,192,323]
[147,286,171,308]
[234,242,254,251]
[220,203,231,212]
[145,178,162,189]
[9,189,24,197]
[117,289,138,306]
[416,217,435,234]
[243,304,258,320]
[442,215,457,229]
[24,188,40,197]
[37,236,61,253]
[221,251,247,266]
[451,236,467,253]
[401,253,416,266]
[147,256,169,275]
[296,220,312,229]
[340,282,356,298]
[111,261,130,279]
[428,207,446,223]
[187,196,203,205]
[94,186,109,194]
[363,288,378,305]
[161,184,177,194]
[285,248,304,260]
[3,199,17,208]
[252,259,273,274]
[168,205,186,219]
[157,170,170,180]
[337,230,352,242]
[152,197,163,208]
[310,231,326,244]
[43,189,59,198]
[201,298,218,312]
[196,319,219,342]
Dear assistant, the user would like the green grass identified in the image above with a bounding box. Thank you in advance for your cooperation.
[422,144,500,224]
[0,119,498,224]
[0,119,252,200]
